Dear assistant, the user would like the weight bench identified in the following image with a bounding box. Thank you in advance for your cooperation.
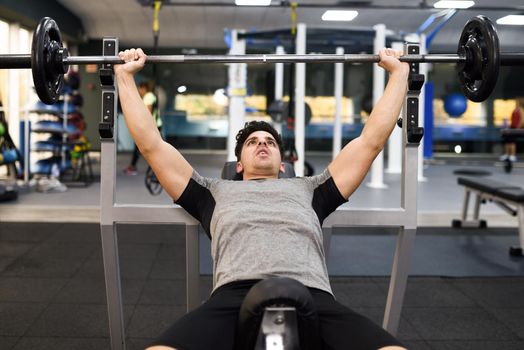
[453,176,524,256]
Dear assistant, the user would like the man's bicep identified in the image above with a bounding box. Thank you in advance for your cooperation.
[328,137,378,199]
[145,140,194,201]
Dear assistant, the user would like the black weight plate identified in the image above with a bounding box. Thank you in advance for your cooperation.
[31,17,64,105]
[457,16,500,102]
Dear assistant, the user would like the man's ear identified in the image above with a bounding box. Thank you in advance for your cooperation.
[279,162,285,173]
[236,161,244,174]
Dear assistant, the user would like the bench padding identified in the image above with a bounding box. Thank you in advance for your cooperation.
[457,177,524,203]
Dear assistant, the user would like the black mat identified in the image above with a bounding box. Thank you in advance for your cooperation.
[1,222,524,349]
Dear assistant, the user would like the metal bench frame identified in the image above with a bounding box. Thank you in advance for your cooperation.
[455,180,524,254]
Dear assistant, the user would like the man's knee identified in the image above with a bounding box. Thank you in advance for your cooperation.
[145,346,176,350]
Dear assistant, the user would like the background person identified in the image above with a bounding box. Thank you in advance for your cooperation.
[500,97,524,162]
[124,81,162,175]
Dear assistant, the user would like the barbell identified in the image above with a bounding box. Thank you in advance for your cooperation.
[0,15,523,105]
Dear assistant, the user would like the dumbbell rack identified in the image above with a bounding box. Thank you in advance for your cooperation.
[98,37,423,350]
[30,91,92,186]
[30,98,72,177]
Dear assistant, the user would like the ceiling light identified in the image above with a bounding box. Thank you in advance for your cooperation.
[433,1,475,9]
[497,15,524,25]
[177,85,187,93]
[235,0,271,6]
[321,10,358,22]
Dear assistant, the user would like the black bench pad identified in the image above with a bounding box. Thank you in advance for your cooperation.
[458,177,524,203]
[496,188,524,202]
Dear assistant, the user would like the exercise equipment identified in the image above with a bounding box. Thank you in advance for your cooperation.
[1,16,524,104]
[145,166,162,195]
[453,176,524,257]
[444,93,468,117]
[0,183,17,202]
[0,149,17,164]
[234,277,320,350]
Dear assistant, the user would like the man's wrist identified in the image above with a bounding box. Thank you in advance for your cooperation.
[116,72,135,85]
[389,68,409,79]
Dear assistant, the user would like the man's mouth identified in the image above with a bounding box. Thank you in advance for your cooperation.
[256,149,269,156]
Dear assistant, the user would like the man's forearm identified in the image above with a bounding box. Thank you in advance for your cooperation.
[361,71,408,149]
[117,73,162,154]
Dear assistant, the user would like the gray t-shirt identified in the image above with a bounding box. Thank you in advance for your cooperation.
[175,168,347,294]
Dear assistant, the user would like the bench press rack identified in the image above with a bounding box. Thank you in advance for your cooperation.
[98,38,423,350]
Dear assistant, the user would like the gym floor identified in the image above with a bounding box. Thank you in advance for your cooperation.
[1,152,524,349]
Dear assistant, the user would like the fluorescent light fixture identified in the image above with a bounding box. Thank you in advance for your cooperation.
[235,0,271,6]
[433,1,475,9]
[497,15,524,25]
[177,85,187,93]
[321,10,358,22]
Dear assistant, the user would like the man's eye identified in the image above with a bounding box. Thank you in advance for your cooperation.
[247,139,256,145]
[268,140,275,145]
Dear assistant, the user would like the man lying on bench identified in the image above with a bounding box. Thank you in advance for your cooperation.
[115,47,409,350]
[453,176,524,257]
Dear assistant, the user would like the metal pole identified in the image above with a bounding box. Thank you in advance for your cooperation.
[386,43,403,175]
[418,34,427,182]
[367,23,387,189]
[8,23,21,152]
[294,23,306,177]
[99,37,126,350]
[274,46,285,135]
[226,30,246,162]
[332,47,344,160]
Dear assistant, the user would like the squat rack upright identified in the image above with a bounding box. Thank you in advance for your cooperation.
[98,37,422,350]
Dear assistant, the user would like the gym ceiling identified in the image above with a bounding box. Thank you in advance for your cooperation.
[55,0,524,52]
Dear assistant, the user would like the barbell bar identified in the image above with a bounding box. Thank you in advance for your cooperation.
[0,15,523,105]
[4,52,524,67]
[0,53,468,66]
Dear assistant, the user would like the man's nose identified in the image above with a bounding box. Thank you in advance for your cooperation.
[258,140,267,146]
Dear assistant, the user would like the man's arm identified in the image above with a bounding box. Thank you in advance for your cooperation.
[115,48,193,200]
[328,48,409,199]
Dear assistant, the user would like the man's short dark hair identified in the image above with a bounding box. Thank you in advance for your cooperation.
[234,120,284,161]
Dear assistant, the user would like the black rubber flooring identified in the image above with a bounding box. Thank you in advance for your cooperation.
[1,222,524,350]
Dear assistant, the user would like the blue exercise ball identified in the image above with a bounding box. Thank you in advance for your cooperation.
[444,93,468,118]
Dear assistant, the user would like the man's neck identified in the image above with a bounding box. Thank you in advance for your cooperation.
[242,173,278,181]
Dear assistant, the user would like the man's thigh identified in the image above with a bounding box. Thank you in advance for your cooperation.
[311,289,404,350]
[148,283,251,350]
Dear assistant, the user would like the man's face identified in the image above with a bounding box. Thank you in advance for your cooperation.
[236,130,284,179]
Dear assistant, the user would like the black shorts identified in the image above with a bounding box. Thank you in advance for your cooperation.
[149,280,404,350]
